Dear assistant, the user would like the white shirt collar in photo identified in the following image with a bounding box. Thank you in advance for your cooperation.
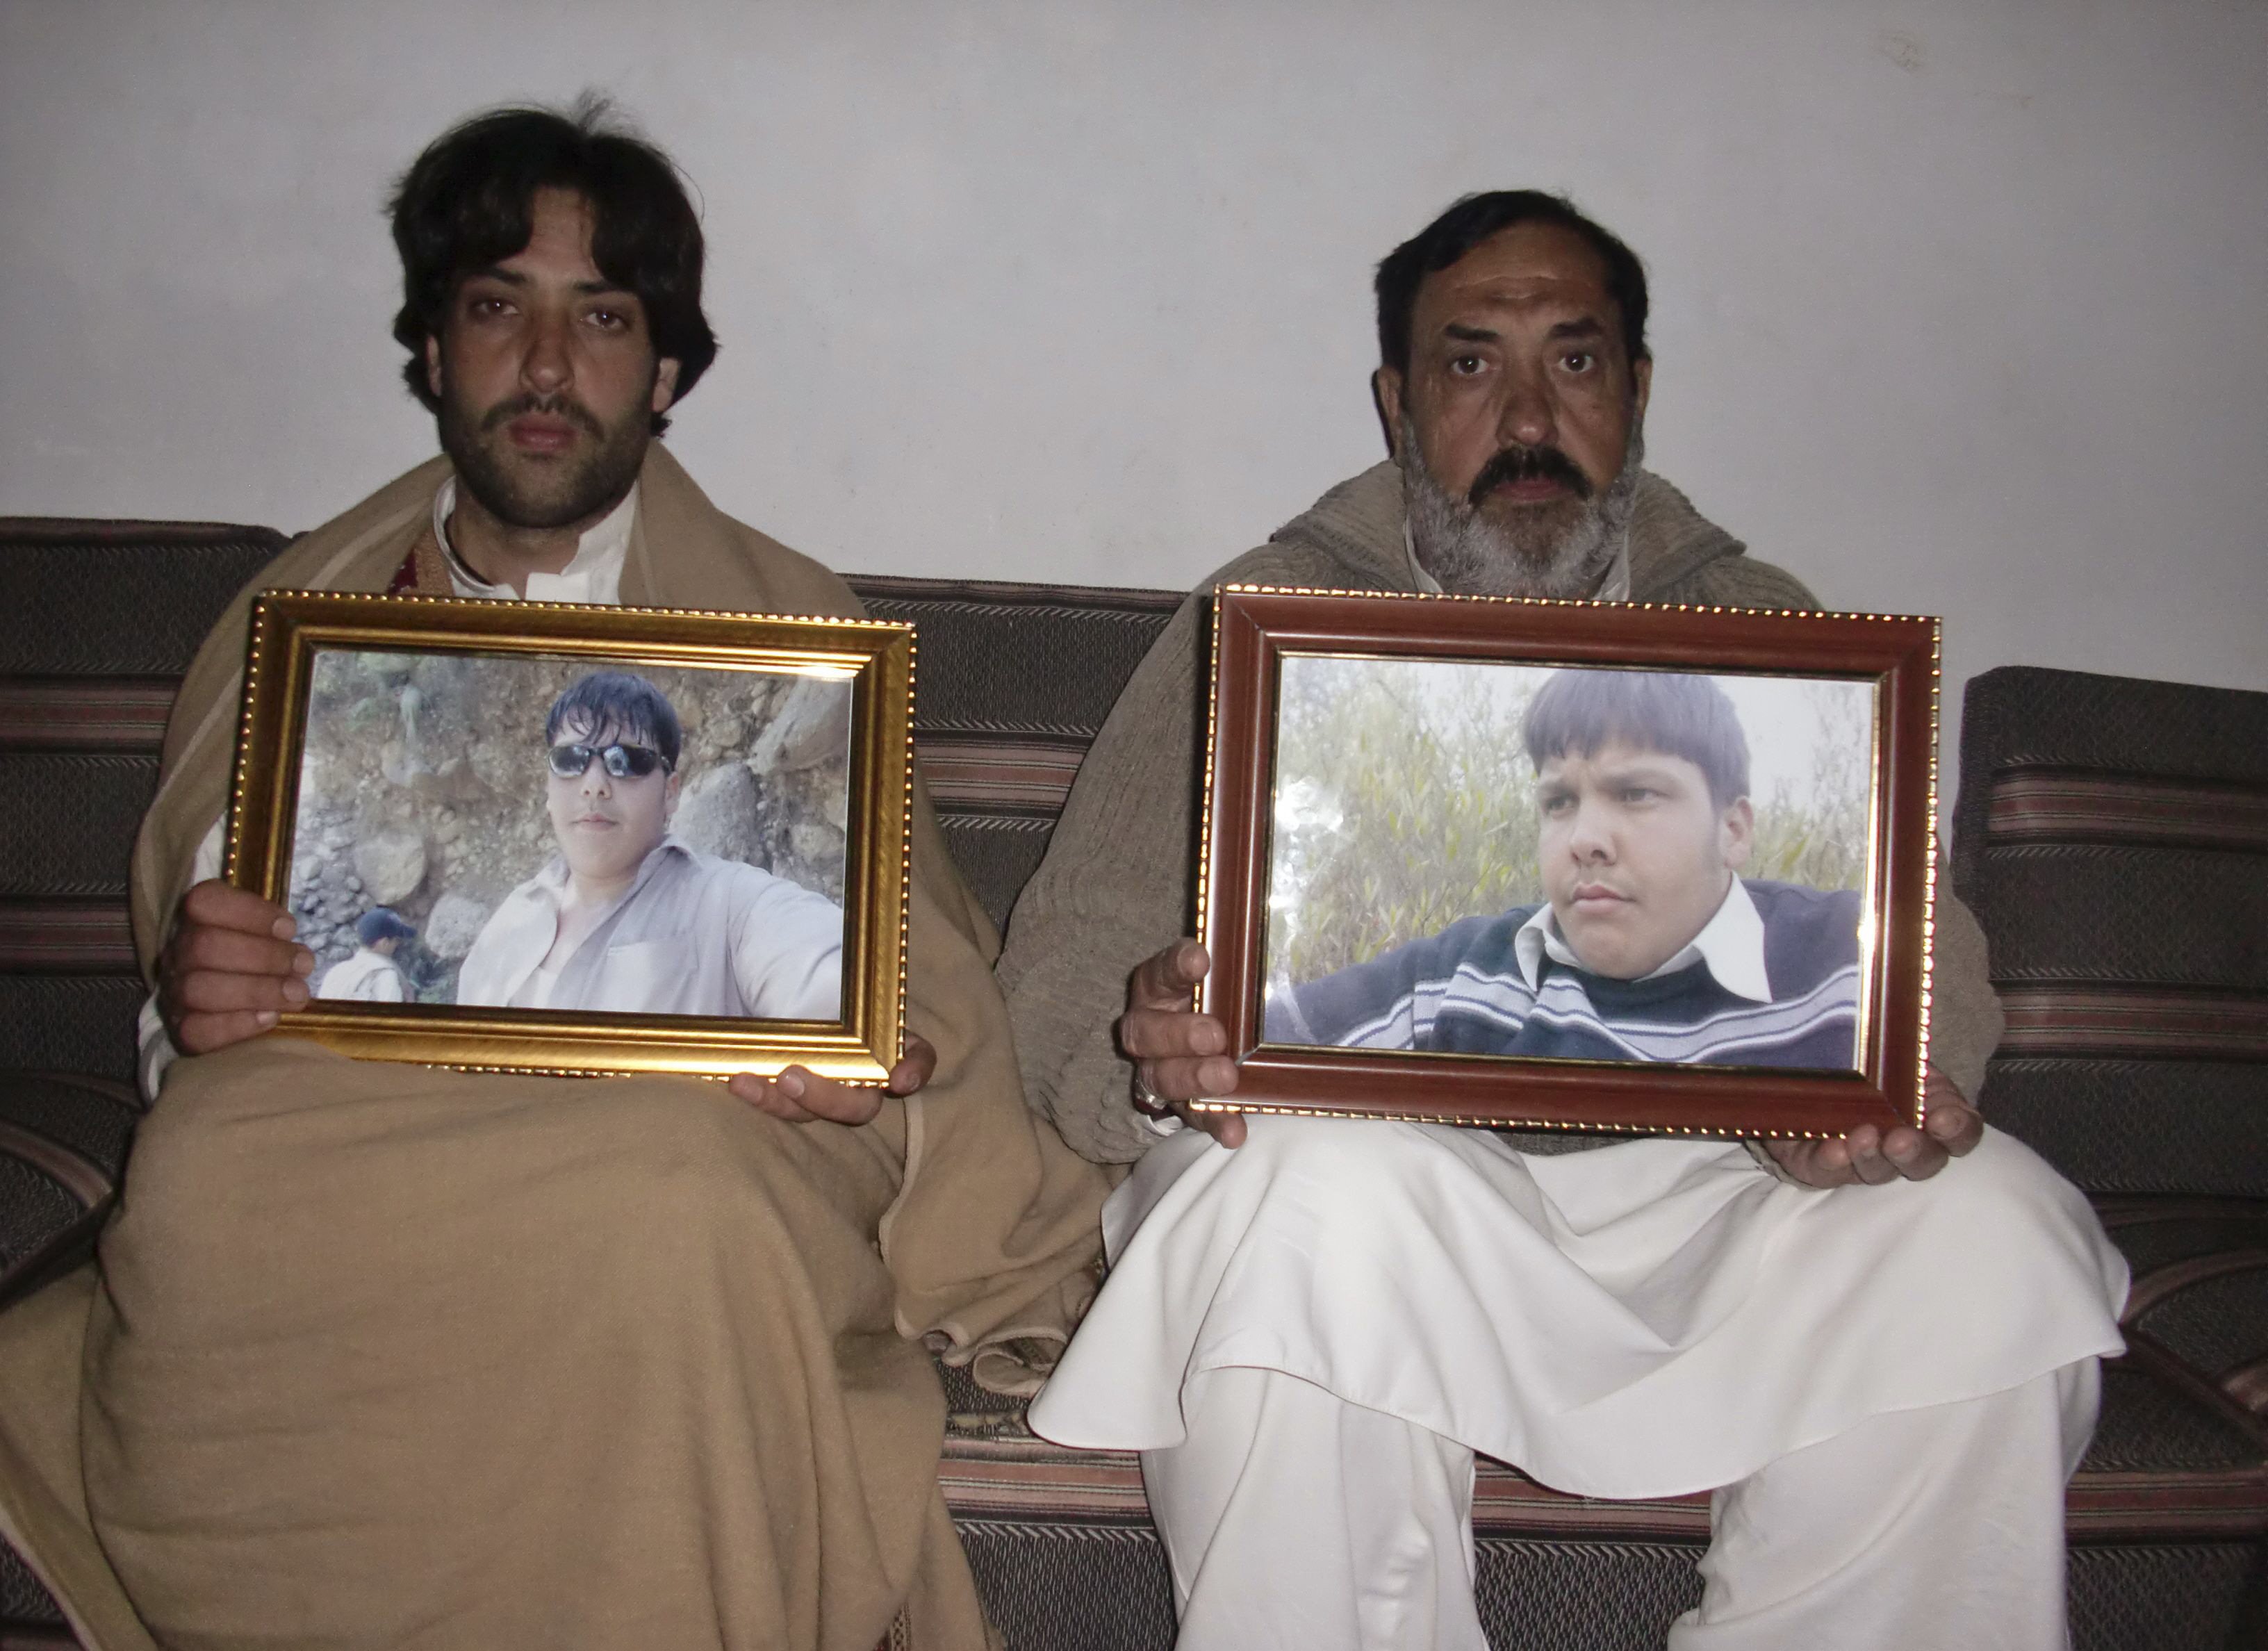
[431,477,636,606]
[522,830,692,907]
[1400,520,1631,602]
[1513,876,1773,1003]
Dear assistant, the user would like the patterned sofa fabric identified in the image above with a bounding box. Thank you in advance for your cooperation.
[0,1074,138,1317]
[1953,666,2268,1196]
[3,527,2267,1648]
[1953,665,2268,1648]
[844,574,1183,930]
[0,520,293,1085]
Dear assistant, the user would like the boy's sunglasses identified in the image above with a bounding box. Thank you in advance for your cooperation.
[547,742,672,780]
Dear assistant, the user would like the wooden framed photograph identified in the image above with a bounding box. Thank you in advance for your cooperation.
[224,591,913,1082]
[1195,585,1942,1139]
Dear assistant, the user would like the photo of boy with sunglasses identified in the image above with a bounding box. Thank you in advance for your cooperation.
[454,671,845,1019]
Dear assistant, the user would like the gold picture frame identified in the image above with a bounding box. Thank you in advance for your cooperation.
[225,591,912,1082]
[1196,585,1941,1139]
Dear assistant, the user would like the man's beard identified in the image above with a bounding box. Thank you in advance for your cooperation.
[437,381,651,532]
[1402,417,1643,600]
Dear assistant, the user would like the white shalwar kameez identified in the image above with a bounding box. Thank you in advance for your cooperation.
[1027,1118,2129,1651]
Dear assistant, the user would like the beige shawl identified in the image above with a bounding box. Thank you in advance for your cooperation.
[0,446,1108,1650]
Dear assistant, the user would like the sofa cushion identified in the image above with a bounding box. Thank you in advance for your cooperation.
[846,574,1181,930]
[0,520,286,1095]
[1954,666,2268,1199]
[0,519,289,677]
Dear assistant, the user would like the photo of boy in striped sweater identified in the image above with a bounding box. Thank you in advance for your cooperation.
[1263,668,1864,1071]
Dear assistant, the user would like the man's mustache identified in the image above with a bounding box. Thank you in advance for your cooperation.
[1467,443,1593,507]
[479,392,605,439]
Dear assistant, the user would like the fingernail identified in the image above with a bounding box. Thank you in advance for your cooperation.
[256,1010,279,1027]
[282,982,308,1007]
[272,918,296,939]
[777,1071,804,1100]
[293,949,316,974]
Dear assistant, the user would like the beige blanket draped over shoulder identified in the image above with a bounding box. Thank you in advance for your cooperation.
[0,447,1108,1651]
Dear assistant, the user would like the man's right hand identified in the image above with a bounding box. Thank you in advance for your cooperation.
[156,880,315,1055]
[1118,939,1247,1149]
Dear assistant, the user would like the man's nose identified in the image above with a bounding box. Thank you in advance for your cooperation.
[1565,798,1613,860]
[521,309,573,394]
[580,759,612,796]
[1496,364,1556,450]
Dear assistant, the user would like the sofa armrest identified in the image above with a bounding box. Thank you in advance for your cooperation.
[0,1072,138,1315]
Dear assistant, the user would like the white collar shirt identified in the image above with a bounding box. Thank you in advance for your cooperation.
[316,946,407,1003]
[1511,876,1773,1003]
[431,477,637,605]
[453,833,845,1021]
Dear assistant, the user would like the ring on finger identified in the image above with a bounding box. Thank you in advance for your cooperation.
[1131,1067,1176,1117]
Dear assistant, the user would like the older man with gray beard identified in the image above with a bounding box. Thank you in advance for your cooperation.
[998,192,2127,1651]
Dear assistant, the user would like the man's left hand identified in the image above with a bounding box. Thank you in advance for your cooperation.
[1763,1065,1984,1188]
[728,1033,937,1125]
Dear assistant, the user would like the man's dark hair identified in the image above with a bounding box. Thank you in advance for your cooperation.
[388,97,718,434]
[356,907,418,947]
[1374,191,1650,379]
[1522,670,1750,810]
[545,671,682,771]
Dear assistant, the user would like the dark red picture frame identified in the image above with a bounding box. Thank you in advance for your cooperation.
[1194,585,1942,1140]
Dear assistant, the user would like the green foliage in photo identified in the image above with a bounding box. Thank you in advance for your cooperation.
[1741,680,1871,897]
[1269,658,1545,986]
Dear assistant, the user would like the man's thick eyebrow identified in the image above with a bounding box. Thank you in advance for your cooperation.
[462,268,635,299]
[1443,322,1501,343]
[1546,318,1609,343]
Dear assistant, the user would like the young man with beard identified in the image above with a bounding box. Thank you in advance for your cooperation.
[1001,192,2128,1650]
[0,104,1106,1651]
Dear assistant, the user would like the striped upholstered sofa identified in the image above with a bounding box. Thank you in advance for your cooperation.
[2,518,2265,1649]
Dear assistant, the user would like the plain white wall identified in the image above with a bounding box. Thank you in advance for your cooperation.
[4,0,2263,763]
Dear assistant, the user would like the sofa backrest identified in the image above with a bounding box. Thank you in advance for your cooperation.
[0,516,1181,1083]
[1954,664,2268,1196]
[845,574,1180,929]
[0,520,288,1081]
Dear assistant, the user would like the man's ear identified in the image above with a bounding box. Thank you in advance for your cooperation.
[663,769,682,822]
[1372,368,1408,463]
[651,357,682,417]
[1719,796,1755,872]
[1630,353,1653,429]
[425,335,445,402]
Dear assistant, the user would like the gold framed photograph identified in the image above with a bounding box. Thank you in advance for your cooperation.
[225,591,913,1082]
[1197,585,1941,1139]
